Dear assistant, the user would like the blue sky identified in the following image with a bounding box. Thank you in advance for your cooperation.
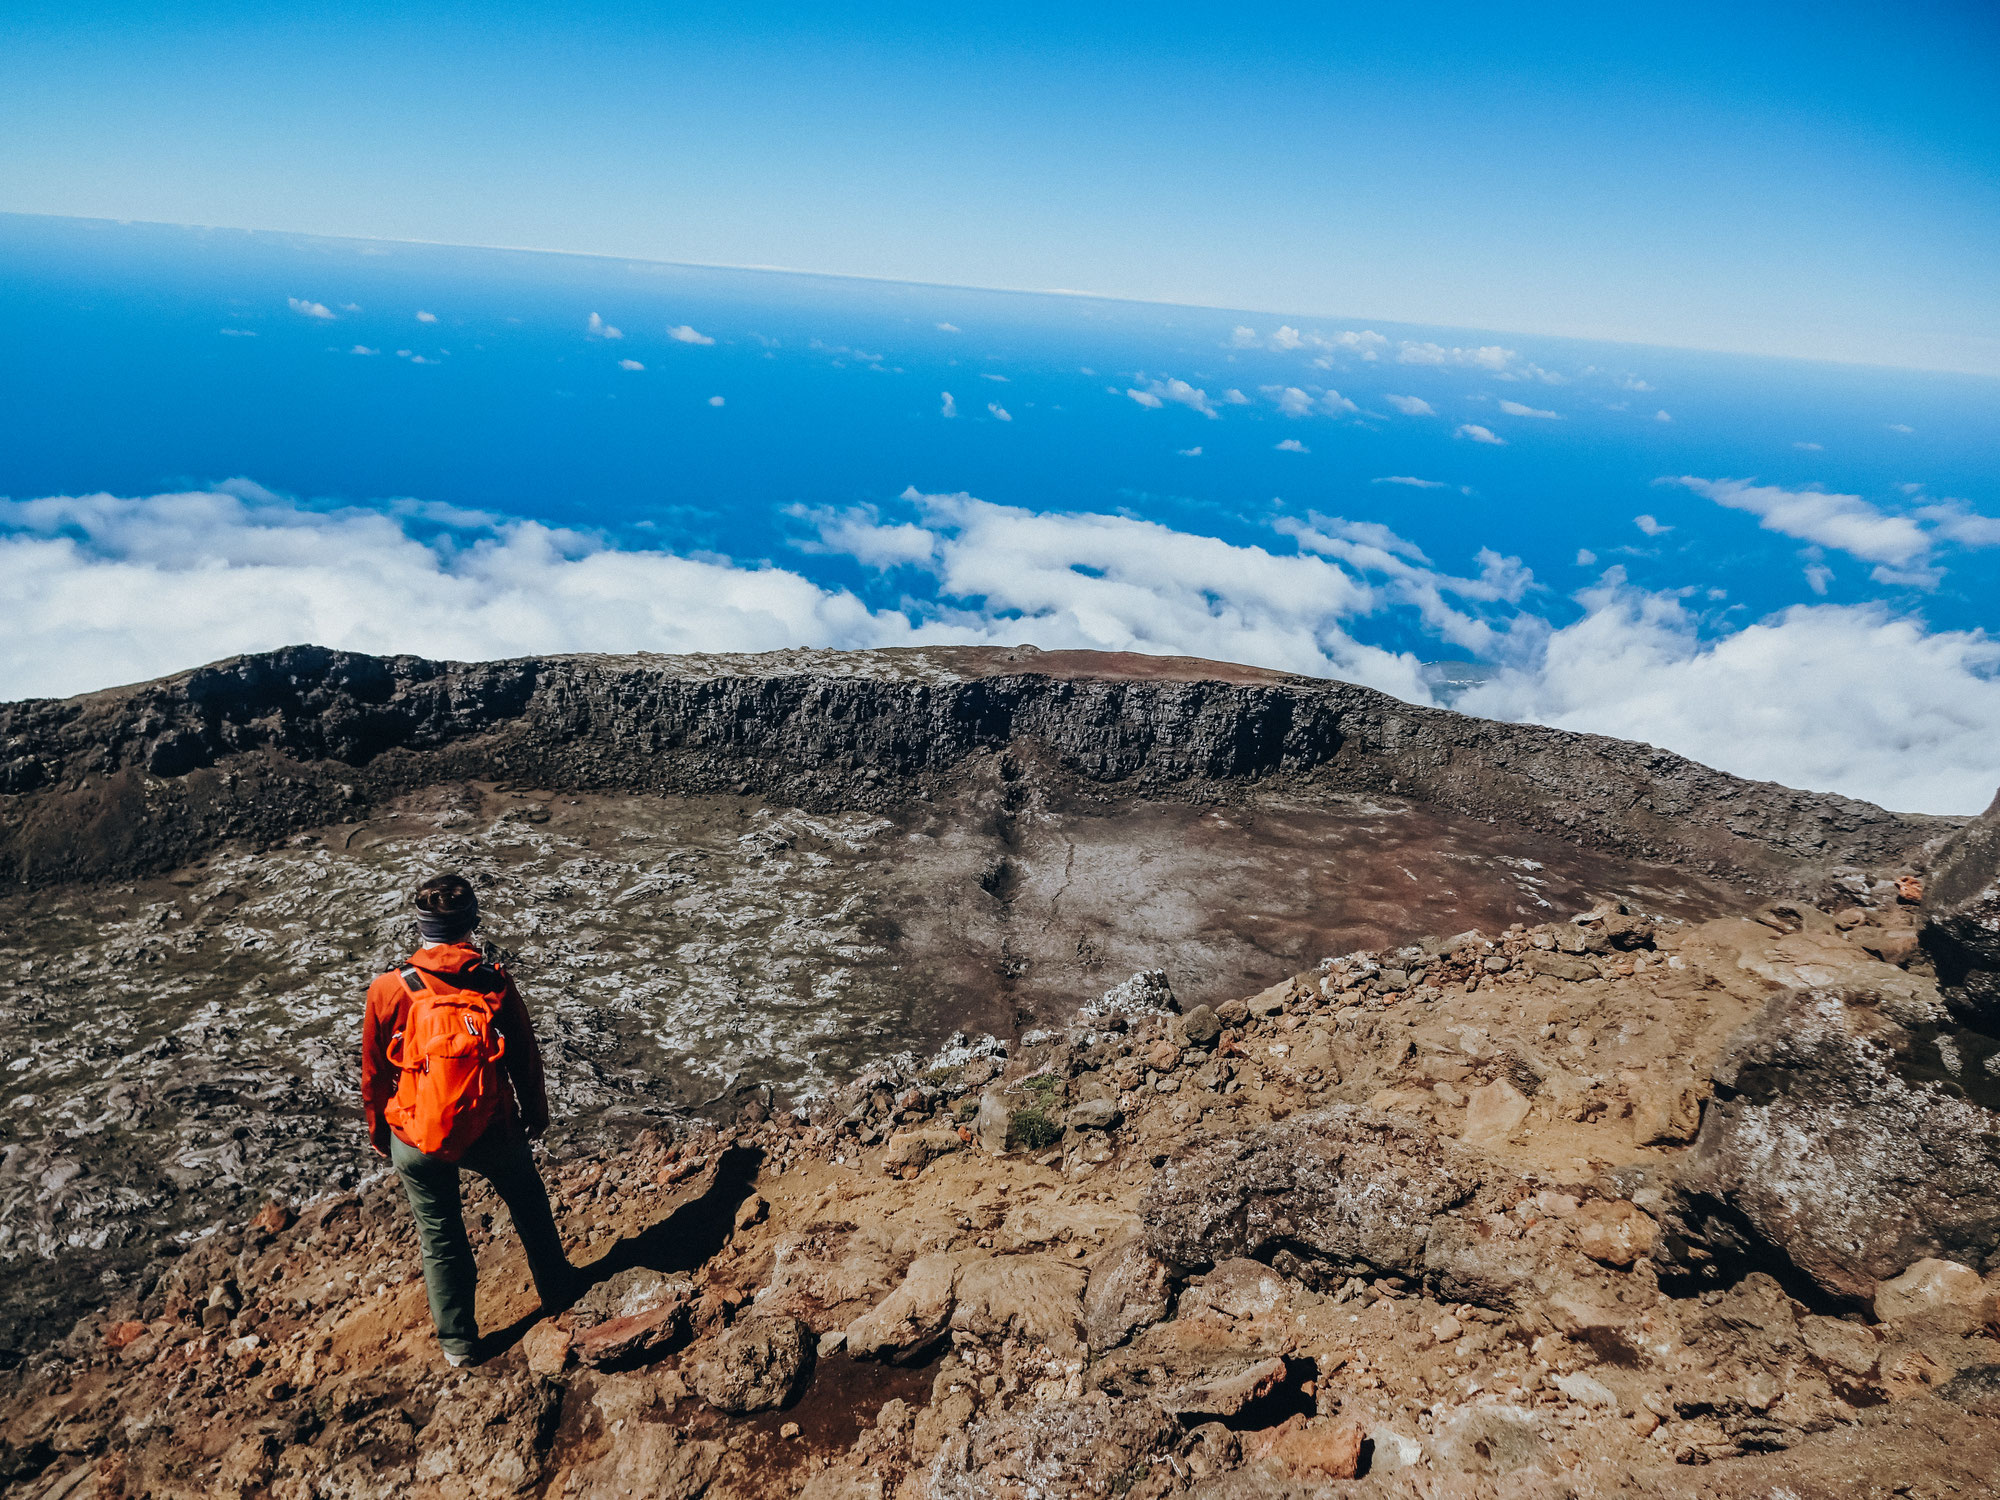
[3,1,1997,372]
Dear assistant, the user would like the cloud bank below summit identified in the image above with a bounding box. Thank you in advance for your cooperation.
[2,483,1997,815]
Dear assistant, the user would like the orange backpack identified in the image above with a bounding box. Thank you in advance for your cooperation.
[384,965,509,1160]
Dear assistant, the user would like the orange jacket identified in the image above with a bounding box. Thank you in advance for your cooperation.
[361,943,551,1151]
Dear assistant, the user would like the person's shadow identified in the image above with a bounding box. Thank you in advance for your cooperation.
[478,1144,764,1361]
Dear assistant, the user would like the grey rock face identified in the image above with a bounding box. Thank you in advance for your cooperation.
[1662,987,2000,1300]
[0,643,1946,890]
[1922,787,2000,1029]
[685,1314,816,1413]
[1066,1097,1122,1131]
[1141,1105,1485,1275]
[1180,1003,1222,1048]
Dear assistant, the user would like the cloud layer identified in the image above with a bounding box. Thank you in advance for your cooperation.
[3,483,1995,814]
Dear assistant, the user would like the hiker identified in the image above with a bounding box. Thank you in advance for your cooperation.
[361,873,577,1366]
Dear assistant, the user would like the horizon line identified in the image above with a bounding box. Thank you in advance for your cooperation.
[7,208,1997,381]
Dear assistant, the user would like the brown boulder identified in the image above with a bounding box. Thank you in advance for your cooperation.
[1522,950,1595,982]
[1875,1258,1996,1324]
[560,1423,722,1500]
[882,1128,962,1178]
[949,1255,1087,1355]
[928,1398,1178,1500]
[845,1253,963,1362]
[1573,1199,1657,1267]
[569,1269,696,1367]
[1176,1259,1295,1346]
[686,1314,816,1413]
[1245,1415,1367,1479]
[521,1320,573,1377]
[1143,1105,1483,1276]
[1154,1355,1290,1417]
[1081,1235,1173,1355]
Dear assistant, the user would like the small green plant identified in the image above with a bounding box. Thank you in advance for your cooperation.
[1007,1106,1062,1152]
[1021,1072,1064,1108]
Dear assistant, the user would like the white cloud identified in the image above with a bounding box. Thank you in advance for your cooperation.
[708,395,725,407]
[1399,342,1512,371]
[980,373,1009,383]
[940,391,958,418]
[1275,438,1309,453]
[1221,388,1250,405]
[1915,501,2000,548]
[617,358,644,371]
[1455,424,1506,446]
[668,324,715,345]
[1178,446,1203,457]
[1374,476,1447,489]
[1616,375,1653,392]
[1675,477,1930,570]
[1575,549,1597,566]
[1224,334,1568,384]
[288,298,335,321]
[587,312,622,340]
[1278,514,1536,660]
[220,328,257,338]
[1229,326,1389,361]
[1497,400,1561,420]
[416,311,438,324]
[1263,385,1356,419]
[1458,571,2000,814]
[350,345,379,356]
[8,483,1995,813]
[987,403,1012,422]
[1383,395,1435,417]
[1323,331,1389,360]
[1794,441,1823,451]
[1125,377,1219,418]
[0,485,932,703]
[1634,514,1672,536]
[1804,563,1834,595]
[795,504,940,569]
[936,322,960,333]
[863,487,1421,694]
[1887,423,1914,434]
[1653,410,1672,423]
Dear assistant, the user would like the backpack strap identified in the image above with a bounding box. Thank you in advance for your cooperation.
[400,963,509,994]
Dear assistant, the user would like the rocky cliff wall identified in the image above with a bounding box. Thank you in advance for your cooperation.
[0,643,1951,889]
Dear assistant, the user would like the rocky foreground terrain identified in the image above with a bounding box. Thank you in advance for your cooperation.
[1,646,1997,1497]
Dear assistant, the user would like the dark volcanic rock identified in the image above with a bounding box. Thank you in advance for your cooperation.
[1142,1105,1484,1275]
[1662,987,2000,1301]
[0,643,1947,889]
[1922,786,2000,1030]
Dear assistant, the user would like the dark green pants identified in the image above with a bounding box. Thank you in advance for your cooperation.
[390,1122,573,1358]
